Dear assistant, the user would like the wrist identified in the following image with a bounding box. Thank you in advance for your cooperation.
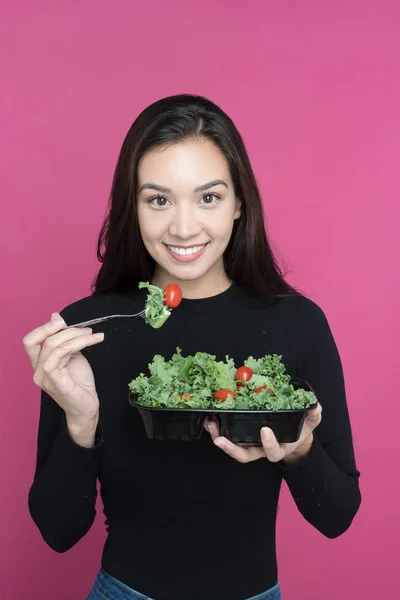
[282,433,313,466]
[65,412,99,448]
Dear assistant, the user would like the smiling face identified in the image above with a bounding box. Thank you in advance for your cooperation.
[137,138,241,298]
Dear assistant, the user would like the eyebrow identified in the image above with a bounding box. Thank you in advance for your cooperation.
[138,179,229,193]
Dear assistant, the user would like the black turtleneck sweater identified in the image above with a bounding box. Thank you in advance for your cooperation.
[28,284,361,600]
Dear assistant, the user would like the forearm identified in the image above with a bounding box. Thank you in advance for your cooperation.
[281,434,361,538]
[28,413,102,552]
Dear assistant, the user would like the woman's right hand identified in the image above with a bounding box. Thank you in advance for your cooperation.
[23,312,105,426]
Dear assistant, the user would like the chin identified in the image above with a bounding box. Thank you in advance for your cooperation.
[164,266,209,282]
[155,258,215,283]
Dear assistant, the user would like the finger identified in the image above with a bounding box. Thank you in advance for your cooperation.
[204,418,220,441]
[307,402,322,422]
[40,332,104,379]
[38,326,94,368]
[23,313,67,369]
[302,403,323,437]
[213,436,266,463]
[260,428,286,463]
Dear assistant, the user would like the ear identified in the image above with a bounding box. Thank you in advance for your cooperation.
[234,197,242,220]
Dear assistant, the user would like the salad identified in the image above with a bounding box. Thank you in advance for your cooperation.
[139,282,182,328]
[128,349,317,411]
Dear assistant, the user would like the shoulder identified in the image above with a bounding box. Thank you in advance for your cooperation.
[59,290,143,325]
[261,293,332,335]
[280,294,328,323]
[273,294,335,352]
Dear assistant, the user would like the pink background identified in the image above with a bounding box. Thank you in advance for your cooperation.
[2,1,399,598]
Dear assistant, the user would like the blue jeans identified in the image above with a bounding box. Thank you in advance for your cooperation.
[86,568,282,600]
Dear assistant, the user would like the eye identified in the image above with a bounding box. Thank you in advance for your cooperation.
[148,195,171,207]
[199,193,220,205]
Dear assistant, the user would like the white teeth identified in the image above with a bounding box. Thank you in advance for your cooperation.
[168,245,205,256]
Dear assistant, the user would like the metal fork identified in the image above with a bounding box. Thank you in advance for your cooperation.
[65,309,146,329]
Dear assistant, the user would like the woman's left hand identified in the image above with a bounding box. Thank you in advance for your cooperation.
[204,404,322,465]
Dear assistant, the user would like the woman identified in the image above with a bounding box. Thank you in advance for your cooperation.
[24,94,361,600]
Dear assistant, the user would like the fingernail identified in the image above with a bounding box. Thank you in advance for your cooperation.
[261,428,270,441]
[93,332,104,340]
[51,313,65,327]
[82,327,93,334]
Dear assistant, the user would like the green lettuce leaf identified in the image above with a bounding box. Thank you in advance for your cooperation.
[139,282,171,328]
[128,348,317,411]
[245,354,291,385]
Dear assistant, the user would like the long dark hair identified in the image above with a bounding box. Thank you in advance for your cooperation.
[92,94,297,298]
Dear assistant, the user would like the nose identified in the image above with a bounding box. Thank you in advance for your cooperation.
[168,203,202,240]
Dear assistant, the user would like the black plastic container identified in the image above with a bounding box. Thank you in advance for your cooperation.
[130,397,205,441]
[216,409,309,444]
[129,378,317,444]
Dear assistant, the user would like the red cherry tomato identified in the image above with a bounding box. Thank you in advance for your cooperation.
[254,385,275,396]
[164,283,182,308]
[214,390,235,402]
[254,385,266,394]
[235,366,253,382]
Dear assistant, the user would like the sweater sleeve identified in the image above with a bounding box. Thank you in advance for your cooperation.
[28,304,104,552]
[28,389,104,552]
[280,302,361,538]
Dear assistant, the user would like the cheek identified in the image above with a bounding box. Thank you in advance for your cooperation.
[138,208,164,241]
[204,208,236,239]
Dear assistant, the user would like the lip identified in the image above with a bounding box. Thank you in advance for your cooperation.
[164,243,209,249]
[164,242,209,263]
